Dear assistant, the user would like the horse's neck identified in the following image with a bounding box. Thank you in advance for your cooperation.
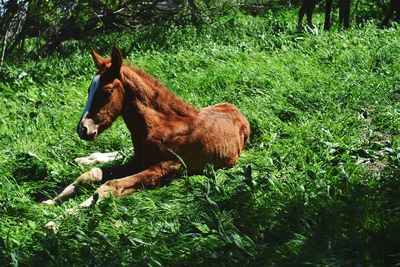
[121,68,197,135]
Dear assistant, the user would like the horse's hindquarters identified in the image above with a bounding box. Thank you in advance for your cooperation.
[192,103,250,170]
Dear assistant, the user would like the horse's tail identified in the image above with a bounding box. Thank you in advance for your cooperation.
[241,117,251,147]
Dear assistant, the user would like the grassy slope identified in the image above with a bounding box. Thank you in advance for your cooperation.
[1,10,400,266]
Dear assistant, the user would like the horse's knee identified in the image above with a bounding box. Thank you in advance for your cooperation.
[76,167,103,185]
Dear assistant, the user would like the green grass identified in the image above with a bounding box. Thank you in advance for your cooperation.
[1,10,400,266]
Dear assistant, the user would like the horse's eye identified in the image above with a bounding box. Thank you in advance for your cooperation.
[104,89,112,97]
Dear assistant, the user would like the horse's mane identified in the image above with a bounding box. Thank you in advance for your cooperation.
[133,68,167,90]
[121,63,198,116]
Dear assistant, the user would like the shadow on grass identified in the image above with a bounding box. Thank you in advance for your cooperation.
[10,152,59,201]
[254,162,400,266]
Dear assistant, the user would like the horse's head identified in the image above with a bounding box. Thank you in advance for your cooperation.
[77,47,125,141]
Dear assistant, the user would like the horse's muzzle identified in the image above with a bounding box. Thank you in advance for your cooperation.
[77,119,98,141]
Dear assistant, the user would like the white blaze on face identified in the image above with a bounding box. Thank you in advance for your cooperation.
[81,74,100,120]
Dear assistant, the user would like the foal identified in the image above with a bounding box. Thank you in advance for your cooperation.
[43,48,250,209]
[297,0,351,30]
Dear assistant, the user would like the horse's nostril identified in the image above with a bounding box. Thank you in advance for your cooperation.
[78,123,89,137]
[78,119,98,141]
[81,125,88,135]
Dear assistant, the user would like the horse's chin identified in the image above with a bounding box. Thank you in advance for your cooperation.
[86,135,98,142]
[77,131,98,141]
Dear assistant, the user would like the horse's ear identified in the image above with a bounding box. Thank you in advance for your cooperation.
[91,49,105,70]
[111,47,123,74]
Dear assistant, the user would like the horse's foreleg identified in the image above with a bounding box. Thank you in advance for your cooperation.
[42,157,142,205]
[306,0,318,28]
[43,158,147,230]
[75,151,122,166]
[42,167,103,205]
[298,0,313,31]
[44,160,180,230]
[339,0,351,29]
[298,0,308,25]
[381,0,397,28]
[324,0,334,30]
[80,160,181,206]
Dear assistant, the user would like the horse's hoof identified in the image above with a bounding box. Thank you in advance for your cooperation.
[307,25,319,34]
[66,208,79,215]
[74,157,92,165]
[42,199,56,205]
[75,152,121,166]
[296,24,304,32]
[307,23,316,30]
[44,221,59,233]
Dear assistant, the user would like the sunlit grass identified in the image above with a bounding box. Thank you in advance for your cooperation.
[1,10,400,266]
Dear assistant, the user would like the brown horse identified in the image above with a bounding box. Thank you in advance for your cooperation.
[43,47,250,210]
[297,0,351,31]
[381,0,400,28]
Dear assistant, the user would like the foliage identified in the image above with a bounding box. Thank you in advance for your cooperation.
[1,8,400,266]
[0,0,216,62]
[0,0,397,63]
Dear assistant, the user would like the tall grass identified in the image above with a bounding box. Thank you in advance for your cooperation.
[1,9,400,266]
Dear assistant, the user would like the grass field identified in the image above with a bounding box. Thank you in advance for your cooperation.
[1,8,400,266]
